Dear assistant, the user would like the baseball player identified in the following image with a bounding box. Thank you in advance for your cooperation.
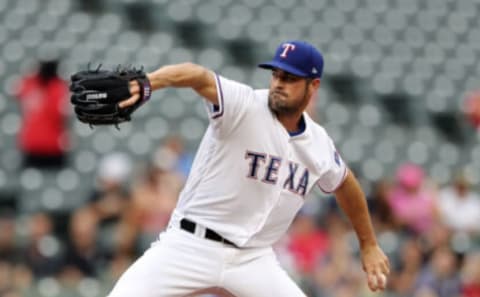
[108,40,390,297]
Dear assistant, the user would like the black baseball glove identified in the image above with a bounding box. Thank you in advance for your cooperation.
[70,65,152,126]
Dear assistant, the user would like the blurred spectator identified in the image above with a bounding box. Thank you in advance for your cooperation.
[391,238,424,297]
[464,91,480,130]
[438,173,480,235]
[14,59,69,170]
[102,253,133,289]
[461,252,480,297]
[86,153,133,260]
[88,152,132,226]
[0,261,13,294]
[22,212,63,277]
[420,224,453,261]
[368,179,399,232]
[61,207,105,280]
[313,212,364,297]
[121,155,183,252]
[11,264,33,296]
[415,246,461,297]
[153,135,193,180]
[388,163,439,235]
[0,261,32,297]
[286,208,329,277]
[0,211,21,264]
[414,287,440,297]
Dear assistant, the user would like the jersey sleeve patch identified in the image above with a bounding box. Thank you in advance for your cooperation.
[316,134,348,193]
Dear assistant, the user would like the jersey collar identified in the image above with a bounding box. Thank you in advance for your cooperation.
[288,114,306,137]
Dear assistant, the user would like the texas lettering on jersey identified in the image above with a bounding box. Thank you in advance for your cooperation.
[245,151,309,196]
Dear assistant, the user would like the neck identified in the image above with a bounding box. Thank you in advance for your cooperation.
[278,113,303,133]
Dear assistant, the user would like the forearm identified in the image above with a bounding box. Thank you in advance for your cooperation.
[147,63,209,90]
[334,170,377,249]
[143,62,218,104]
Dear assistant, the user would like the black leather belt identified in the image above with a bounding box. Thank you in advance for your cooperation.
[180,218,237,247]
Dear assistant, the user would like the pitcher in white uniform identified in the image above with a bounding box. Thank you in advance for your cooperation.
[108,40,390,297]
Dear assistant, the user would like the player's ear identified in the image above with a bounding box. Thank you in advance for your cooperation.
[309,78,320,90]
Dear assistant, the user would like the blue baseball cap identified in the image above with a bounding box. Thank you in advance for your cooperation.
[258,40,324,78]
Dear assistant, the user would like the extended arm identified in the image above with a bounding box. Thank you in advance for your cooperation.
[119,63,218,108]
[334,169,390,291]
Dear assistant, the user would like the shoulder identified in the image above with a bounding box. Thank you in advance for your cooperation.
[254,89,269,97]
[215,75,261,103]
[216,75,267,95]
[305,114,330,141]
[216,74,253,92]
[253,89,268,105]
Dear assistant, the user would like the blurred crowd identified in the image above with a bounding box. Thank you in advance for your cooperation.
[1,134,480,297]
[0,135,191,297]
[1,59,480,297]
[276,163,480,297]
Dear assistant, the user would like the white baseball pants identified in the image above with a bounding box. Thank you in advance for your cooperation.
[107,227,306,297]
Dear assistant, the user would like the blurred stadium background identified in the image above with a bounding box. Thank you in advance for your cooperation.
[1,0,480,296]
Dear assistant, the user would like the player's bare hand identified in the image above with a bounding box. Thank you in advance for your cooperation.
[119,81,140,109]
[360,244,390,292]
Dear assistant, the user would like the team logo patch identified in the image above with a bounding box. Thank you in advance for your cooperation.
[280,43,296,58]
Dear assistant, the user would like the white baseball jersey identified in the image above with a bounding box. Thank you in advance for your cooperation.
[172,74,347,248]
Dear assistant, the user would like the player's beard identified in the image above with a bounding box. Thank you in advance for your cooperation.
[268,88,310,116]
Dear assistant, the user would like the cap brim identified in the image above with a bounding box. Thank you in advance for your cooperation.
[258,61,308,77]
